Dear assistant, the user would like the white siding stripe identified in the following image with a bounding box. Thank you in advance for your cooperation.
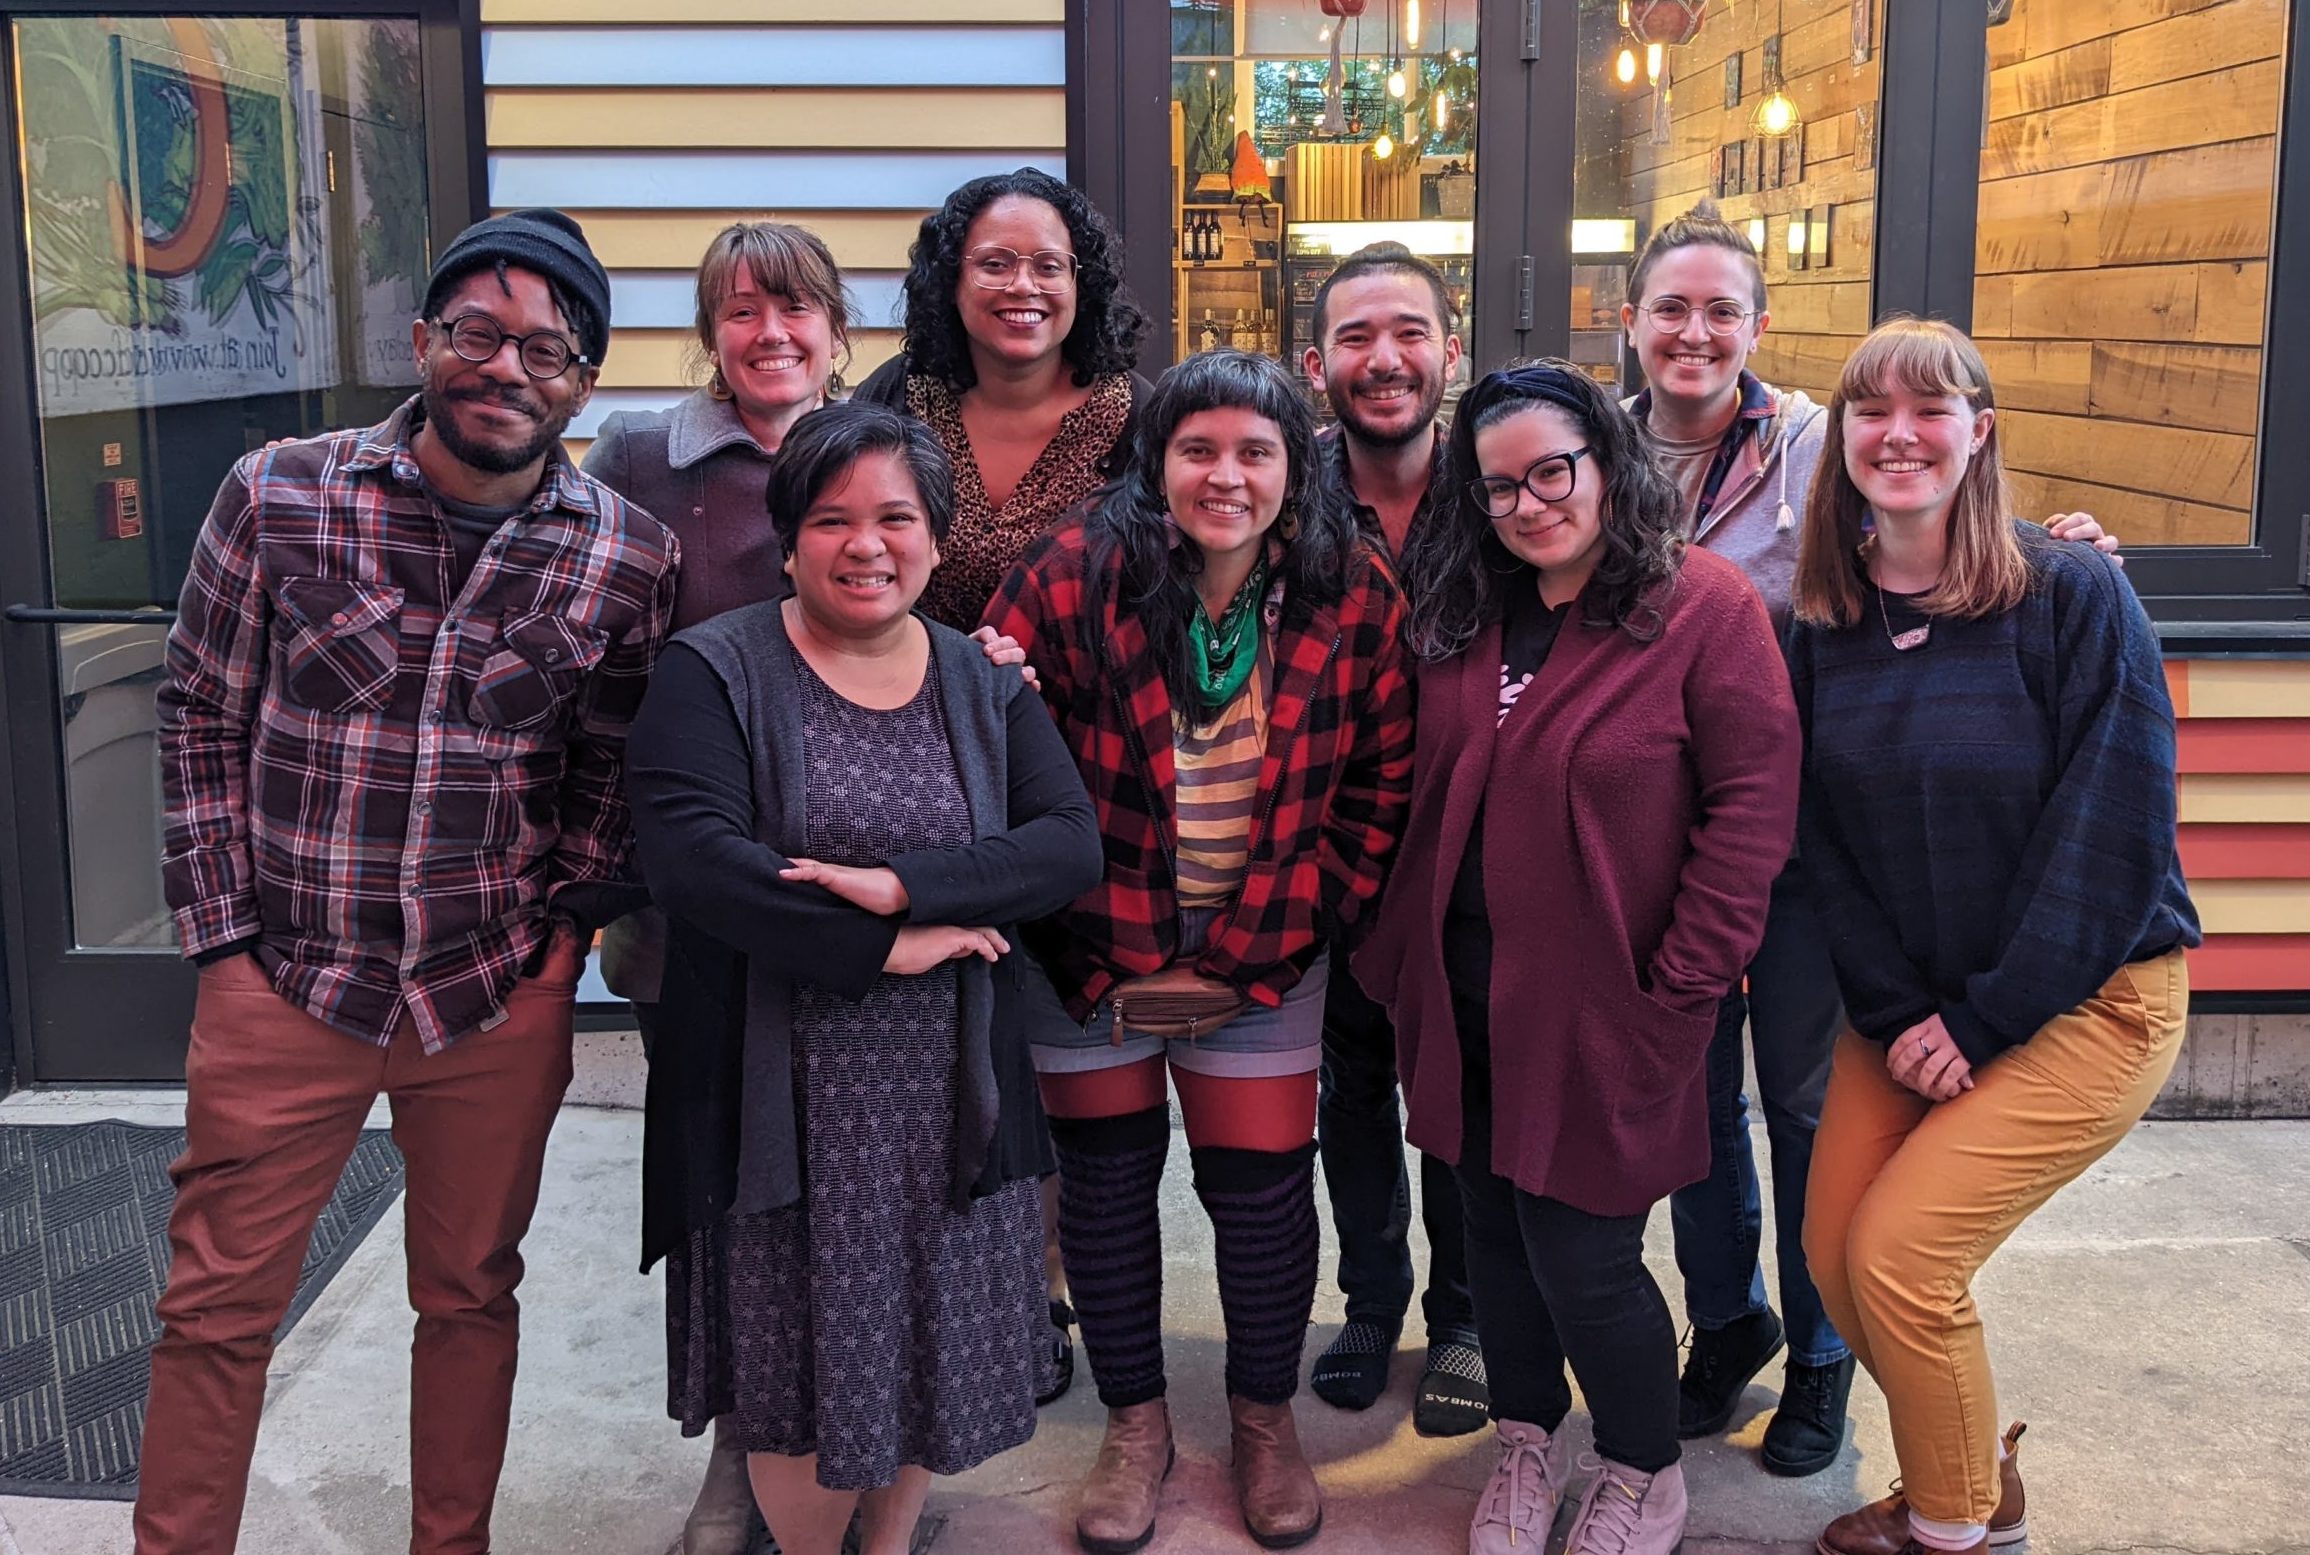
[610,270,906,330]
[570,388,689,439]
[481,26,1065,87]
[491,150,1062,210]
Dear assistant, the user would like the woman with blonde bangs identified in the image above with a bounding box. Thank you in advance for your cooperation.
[586,218,853,1555]
[1788,318,2199,1555]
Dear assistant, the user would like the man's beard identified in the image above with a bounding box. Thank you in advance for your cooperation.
[1331,372,1445,449]
[419,379,571,475]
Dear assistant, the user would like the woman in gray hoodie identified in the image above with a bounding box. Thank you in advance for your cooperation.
[1620,201,2114,1480]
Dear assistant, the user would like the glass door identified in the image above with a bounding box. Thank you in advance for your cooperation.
[0,7,464,1080]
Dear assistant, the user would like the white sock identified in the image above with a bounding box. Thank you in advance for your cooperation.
[1909,1510,1988,1550]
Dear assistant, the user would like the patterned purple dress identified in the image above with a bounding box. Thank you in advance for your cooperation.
[665,657,1044,1489]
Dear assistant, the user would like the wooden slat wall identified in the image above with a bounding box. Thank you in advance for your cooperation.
[1617,0,1881,406]
[476,0,1068,466]
[2169,659,2310,992]
[1975,0,2283,548]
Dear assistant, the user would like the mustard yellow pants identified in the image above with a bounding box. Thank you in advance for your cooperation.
[1802,949,2188,1524]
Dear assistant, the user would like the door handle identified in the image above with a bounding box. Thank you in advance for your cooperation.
[5,605,178,625]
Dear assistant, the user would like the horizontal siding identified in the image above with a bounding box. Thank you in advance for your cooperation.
[2171,659,2310,994]
[481,0,1062,20]
[482,27,1065,87]
[486,88,1065,149]
[492,150,1061,210]
[486,12,1062,436]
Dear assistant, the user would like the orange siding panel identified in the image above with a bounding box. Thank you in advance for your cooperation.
[2178,824,2310,879]
[2188,934,2310,992]
[2176,718,2310,773]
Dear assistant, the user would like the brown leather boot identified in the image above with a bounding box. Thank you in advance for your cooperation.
[1816,1422,2029,1555]
[1075,1400,1174,1554]
[1228,1395,1324,1549]
[679,1415,757,1555]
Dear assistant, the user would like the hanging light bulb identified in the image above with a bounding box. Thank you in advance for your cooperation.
[1615,46,1638,84]
[1373,130,1395,159]
[1435,90,1449,129]
[1387,67,1407,97]
[1754,87,1800,136]
[1448,46,1462,60]
[1646,41,1664,85]
[1406,0,1421,50]
[1319,24,1331,43]
[1618,0,1632,25]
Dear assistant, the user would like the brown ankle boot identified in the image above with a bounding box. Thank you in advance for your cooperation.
[1076,1400,1174,1554]
[1816,1421,2029,1555]
[680,1415,756,1555]
[1228,1395,1323,1549]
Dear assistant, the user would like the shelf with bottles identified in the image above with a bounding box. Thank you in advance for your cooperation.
[1176,200,1282,269]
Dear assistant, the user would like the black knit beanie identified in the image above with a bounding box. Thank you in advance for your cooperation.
[423,208,612,367]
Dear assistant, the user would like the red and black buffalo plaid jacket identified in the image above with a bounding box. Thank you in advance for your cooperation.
[981,515,1415,1022]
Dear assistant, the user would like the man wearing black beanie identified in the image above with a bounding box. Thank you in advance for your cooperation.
[139,209,677,1555]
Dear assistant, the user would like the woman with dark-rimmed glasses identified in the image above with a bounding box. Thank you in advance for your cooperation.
[1356,360,1798,1555]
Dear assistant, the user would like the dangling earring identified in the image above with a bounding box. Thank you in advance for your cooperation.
[708,361,734,401]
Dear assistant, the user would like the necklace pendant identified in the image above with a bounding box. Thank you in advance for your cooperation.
[1889,622,1932,651]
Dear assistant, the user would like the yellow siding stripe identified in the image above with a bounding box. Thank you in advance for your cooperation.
[2178,773,2310,824]
[539,212,926,271]
[596,328,902,392]
[486,88,1065,150]
[2193,879,2310,936]
[2176,660,2310,719]
[483,0,1062,19]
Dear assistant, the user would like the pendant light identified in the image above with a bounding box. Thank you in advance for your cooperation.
[1753,0,1801,138]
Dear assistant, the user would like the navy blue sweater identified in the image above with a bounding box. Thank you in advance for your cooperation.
[1786,524,2199,1066]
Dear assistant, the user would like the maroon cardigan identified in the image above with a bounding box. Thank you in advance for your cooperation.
[1352,547,1800,1216]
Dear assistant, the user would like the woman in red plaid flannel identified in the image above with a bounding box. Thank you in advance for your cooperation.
[983,349,1414,1554]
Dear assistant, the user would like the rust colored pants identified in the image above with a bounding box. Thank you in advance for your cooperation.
[132,953,576,1555]
[1803,949,2187,1525]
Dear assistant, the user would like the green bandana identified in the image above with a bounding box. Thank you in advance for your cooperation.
[1188,556,1268,715]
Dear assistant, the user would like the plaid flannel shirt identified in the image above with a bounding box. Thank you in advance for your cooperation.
[159,397,680,1050]
[981,517,1415,1021]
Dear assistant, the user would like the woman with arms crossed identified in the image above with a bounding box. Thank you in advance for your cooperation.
[626,404,1102,1555]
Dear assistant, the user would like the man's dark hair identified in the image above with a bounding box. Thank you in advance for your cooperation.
[898,168,1148,390]
[1309,242,1456,347]
[765,402,956,558]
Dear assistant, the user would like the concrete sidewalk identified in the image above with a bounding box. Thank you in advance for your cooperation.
[2,1080,2304,1555]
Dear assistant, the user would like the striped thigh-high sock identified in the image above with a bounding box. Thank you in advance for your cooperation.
[1193,1141,1321,1405]
[1048,1105,1171,1407]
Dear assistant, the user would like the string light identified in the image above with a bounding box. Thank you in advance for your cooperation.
[1616,47,1637,84]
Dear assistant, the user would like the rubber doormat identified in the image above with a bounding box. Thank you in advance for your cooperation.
[0,1121,404,1498]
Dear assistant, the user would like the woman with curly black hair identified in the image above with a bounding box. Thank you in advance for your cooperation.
[983,351,1413,1552]
[854,167,1152,635]
[1355,361,1798,1555]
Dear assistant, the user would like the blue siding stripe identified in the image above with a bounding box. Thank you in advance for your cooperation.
[482,26,1065,87]
[610,269,906,329]
[491,150,1063,210]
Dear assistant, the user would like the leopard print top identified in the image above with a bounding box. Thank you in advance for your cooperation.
[905,371,1135,631]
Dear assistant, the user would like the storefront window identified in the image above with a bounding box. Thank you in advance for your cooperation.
[13,15,434,948]
[1973,0,2282,547]
[1170,0,1481,398]
[1571,0,1883,400]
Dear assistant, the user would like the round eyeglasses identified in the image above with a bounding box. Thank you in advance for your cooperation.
[1637,298,1756,336]
[1466,446,1594,517]
[435,314,588,379]
[964,246,1079,292]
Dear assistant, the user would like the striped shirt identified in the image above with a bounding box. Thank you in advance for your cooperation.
[158,397,680,1051]
[1172,656,1271,908]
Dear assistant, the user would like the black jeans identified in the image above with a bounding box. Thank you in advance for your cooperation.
[1317,973,1475,1341]
[1452,989,1679,1473]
